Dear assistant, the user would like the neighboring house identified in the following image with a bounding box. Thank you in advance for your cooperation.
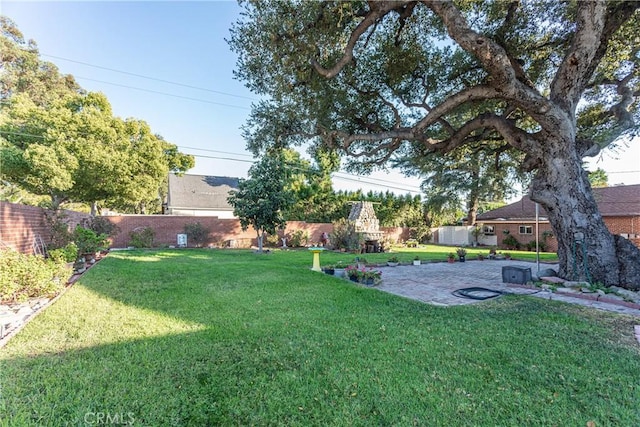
[476,184,640,252]
[165,174,239,217]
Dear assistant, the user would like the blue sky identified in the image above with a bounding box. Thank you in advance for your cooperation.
[1,1,638,196]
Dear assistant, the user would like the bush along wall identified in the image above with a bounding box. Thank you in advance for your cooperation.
[0,249,70,303]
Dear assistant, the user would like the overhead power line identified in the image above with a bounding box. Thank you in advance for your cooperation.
[332,171,422,190]
[75,76,251,110]
[42,53,259,102]
[3,130,634,193]
[331,174,422,194]
[186,153,256,164]
[176,145,423,189]
[180,152,422,193]
[178,145,254,158]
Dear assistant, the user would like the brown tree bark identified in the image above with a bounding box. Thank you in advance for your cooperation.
[530,141,623,286]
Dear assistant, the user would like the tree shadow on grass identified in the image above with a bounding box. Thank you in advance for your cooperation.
[3,250,640,426]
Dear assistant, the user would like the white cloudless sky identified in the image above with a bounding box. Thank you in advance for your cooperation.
[2,1,638,199]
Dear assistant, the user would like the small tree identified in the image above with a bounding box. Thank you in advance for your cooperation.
[81,216,120,238]
[227,152,294,252]
[184,222,210,248]
[72,226,108,256]
[44,210,73,250]
[128,227,155,248]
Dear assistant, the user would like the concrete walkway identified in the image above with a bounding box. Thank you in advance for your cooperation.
[375,260,640,317]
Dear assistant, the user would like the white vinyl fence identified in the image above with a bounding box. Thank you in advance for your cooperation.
[434,226,497,247]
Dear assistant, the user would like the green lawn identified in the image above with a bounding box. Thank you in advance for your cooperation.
[390,244,559,262]
[2,249,637,426]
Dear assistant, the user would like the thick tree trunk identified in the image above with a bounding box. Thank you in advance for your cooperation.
[467,193,479,226]
[530,142,640,289]
[466,160,480,226]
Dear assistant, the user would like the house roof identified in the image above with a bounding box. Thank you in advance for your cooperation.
[477,184,640,221]
[167,173,239,210]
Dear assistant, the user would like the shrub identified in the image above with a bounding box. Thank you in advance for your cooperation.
[330,219,362,251]
[48,242,78,263]
[409,224,432,244]
[44,210,73,250]
[183,222,210,247]
[502,235,521,250]
[129,227,155,248]
[525,240,547,252]
[73,226,109,256]
[0,249,69,303]
[265,233,281,247]
[81,216,120,238]
[288,229,310,247]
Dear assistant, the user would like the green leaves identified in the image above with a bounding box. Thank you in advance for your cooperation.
[228,152,294,247]
[0,20,194,213]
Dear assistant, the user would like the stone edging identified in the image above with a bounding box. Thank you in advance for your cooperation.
[553,290,640,310]
[505,283,640,310]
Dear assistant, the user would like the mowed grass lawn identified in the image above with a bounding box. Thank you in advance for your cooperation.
[1,249,638,426]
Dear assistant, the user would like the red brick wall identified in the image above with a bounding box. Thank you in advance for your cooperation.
[0,202,90,254]
[605,216,640,248]
[104,215,340,248]
[380,226,412,243]
[605,216,639,236]
[0,201,444,252]
[103,216,414,249]
[489,223,558,252]
[490,215,640,252]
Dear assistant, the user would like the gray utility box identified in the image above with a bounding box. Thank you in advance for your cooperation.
[502,265,532,284]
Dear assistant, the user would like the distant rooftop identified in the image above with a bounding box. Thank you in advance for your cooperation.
[167,173,239,211]
[478,184,640,221]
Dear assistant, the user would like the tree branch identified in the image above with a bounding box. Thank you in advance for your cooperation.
[310,1,410,78]
[551,1,639,114]
[426,0,517,88]
[430,113,538,154]
[413,85,504,132]
[394,1,418,46]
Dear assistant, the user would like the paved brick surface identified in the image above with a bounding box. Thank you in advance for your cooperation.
[375,260,640,317]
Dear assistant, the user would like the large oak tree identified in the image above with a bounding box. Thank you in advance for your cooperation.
[229,0,640,288]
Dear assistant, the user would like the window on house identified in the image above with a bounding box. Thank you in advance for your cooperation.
[483,225,495,235]
[519,225,533,235]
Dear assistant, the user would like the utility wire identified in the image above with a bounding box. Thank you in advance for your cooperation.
[333,171,422,190]
[178,145,254,158]
[185,153,255,164]
[42,53,259,101]
[331,174,422,194]
[177,145,423,189]
[3,130,635,193]
[179,152,423,193]
[75,76,251,110]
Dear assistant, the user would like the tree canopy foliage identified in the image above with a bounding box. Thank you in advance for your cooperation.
[229,1,640,288]
[227,151,294,252]
[0,17,194,213]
